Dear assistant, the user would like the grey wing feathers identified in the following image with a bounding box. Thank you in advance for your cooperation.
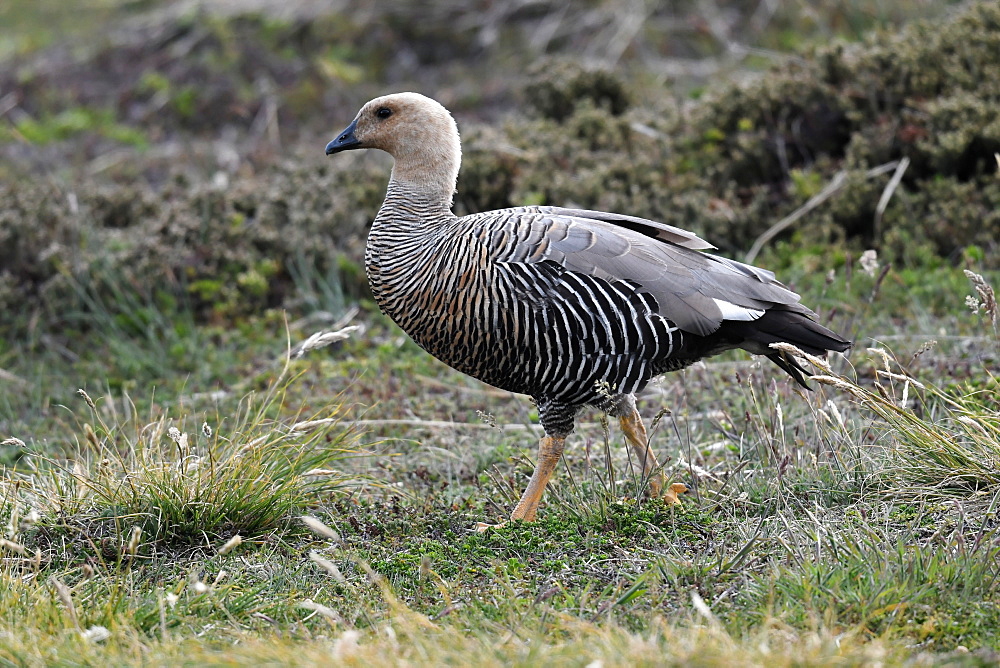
[526,206,716,251]
[476,207,812,337]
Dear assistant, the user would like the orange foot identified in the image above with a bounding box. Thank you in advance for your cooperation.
[663,482,689,506]
[473,521,507,533]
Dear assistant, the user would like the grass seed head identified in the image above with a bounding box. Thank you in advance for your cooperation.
[77,389,96,410]
[81,626,111,643]
[824,400,847,431]
[84,423,99,449]
[50,577,79,628]
[300,599,341,621]
[293,325,362,358]
[964,269,998,328]
[289,418,341,434]
[218,535,243,555]
[0,538,28,555]
[809,375,860,393]
[768,342,834,373]
[956,415,990,437]
[126,526,142,556]
[859,249,879,277]
[301,515,341,541]
[167,426,188,450]
[331,629,362,659]
[866,347,893,372]
[874,369,926,390]
[20,508,40,529]
[310,551,347,583]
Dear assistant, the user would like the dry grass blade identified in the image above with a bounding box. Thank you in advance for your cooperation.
[292,325,363,359]
[874,156,909,240]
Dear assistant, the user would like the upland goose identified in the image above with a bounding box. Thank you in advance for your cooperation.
[326,92,850,526]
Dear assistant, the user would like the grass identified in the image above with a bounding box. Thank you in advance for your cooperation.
[1,265,998,664]
[0,0,147,60]
[3,371,367,554]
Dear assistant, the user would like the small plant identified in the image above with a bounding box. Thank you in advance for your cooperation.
[5,371,367,557]
[5,107,148,147]
[965,269,999,338]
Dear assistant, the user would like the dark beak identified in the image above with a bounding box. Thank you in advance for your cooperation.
[325,119,362,155]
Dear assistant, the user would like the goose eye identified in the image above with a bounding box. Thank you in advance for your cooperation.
[376,107,393,119]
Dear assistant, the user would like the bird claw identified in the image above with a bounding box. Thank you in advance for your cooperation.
[645,477,688,505]
[472,521,507,533]
[663,482,689,505]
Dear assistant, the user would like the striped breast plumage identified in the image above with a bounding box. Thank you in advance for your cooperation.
[366,207,682,406]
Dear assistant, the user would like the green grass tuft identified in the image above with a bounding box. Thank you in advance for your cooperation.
[5,374,368,560]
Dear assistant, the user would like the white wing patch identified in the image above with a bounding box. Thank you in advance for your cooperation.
[713,298,765,321]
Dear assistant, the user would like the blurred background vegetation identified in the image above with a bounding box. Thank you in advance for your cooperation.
[1,0,996,338]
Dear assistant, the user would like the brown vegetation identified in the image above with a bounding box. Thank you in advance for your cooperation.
[1,2,997,334]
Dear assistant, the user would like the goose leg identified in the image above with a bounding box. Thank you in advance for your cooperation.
[618,406,688,504]
[510,434,566,522]
[475,434,566,532]
[618,407,664,497]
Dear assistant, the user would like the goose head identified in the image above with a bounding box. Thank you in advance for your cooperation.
[326,92,461,200]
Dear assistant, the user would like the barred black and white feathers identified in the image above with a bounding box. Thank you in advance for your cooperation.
[326,92,851,522]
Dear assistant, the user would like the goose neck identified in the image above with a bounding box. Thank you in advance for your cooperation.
[377,179,458,227]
